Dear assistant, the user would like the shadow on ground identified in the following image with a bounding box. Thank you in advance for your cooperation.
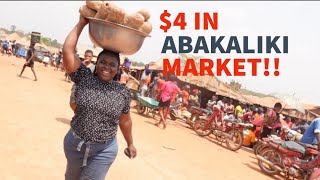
[56,118,71,125]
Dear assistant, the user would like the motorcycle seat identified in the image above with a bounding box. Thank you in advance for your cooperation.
[296,142,318,150]
[201,109,210,114]
[280,141,306,154]
[224,118,238,123]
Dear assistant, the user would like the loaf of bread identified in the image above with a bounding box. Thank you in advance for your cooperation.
[138,21,152,34]
[105,6,126,24]
[79,5,97,18]
[86,0,102,11]
[81,1,152,34]
[137,9,151,21]
[94,1,116,20]
[124,13,145,29]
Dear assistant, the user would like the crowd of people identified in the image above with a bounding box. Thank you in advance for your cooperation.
[131,66,318,152]
[3,17,320,180]
[0,39,16,56]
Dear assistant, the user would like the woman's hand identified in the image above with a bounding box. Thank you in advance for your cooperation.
[62,15,88,74]
[79,15,89,26]
[125,144,137,159]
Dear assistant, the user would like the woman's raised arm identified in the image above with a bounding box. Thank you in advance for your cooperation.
[63,16,88,73]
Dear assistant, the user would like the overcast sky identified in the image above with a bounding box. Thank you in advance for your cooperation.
[0,1,319,105]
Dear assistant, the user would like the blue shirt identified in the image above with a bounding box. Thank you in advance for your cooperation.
[292,124,309,134]
[300,118,320,144]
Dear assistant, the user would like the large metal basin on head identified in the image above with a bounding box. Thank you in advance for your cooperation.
[87,17,150,55]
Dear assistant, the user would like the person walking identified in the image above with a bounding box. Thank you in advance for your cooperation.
[62,15,136,180]
[155,74,180,129]
[17,42,38,81]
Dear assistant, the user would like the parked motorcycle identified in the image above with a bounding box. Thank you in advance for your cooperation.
[256,139,320,178]
[185,106,212,128]
[193,106,247,151]
[169,101,191,121]
[254,128,303,155]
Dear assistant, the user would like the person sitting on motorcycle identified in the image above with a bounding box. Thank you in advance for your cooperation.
[205,95,217,113]
[188,89,200,108]
[216,97,226,111]
[207,95,217,108]
[234,102,244,119]
[224,98,234,116]
[260,102,282,139]
[241,107,254,123]
[292,120,309,134]
[243,125,257,148]
[300,118,320,149]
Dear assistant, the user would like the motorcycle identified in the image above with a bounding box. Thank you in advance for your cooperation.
[256,139,320,178]
[185,106,212,128]
[169,101,191,121]
[193,106,247,151]
[254,128,303,155]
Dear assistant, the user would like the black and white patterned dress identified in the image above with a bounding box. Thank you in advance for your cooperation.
[69,64,131,143]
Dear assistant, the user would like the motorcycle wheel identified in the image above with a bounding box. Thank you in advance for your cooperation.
[190,114,198,123]
[170,112,177,121]
[225,129,243,151]
[137,105,146,114]
[258,147,282,176]
[308,169,320,180]
[254,142,267,155]
[193,119,212,137]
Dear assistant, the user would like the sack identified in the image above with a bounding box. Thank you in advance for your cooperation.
[281,141,305,154]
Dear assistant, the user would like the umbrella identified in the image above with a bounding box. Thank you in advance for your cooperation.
[272,93,305,114]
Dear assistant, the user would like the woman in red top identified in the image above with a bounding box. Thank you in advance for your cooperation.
[181,85,190,110]
[156,75,180,129]
[155,77,165,101]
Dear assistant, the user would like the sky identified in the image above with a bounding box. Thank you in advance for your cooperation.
[0,1,319,105]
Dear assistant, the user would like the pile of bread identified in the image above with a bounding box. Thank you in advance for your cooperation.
[79,1,152,35]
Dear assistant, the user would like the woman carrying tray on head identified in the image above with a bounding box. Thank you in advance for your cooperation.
[17,42,38,81]
[62,15,136,180]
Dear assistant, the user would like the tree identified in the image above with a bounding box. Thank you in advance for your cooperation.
[10,25,16,32]
[131,61,145,67]
[179,53,201,68]
[40,37,50,45]
[229,80,242,91]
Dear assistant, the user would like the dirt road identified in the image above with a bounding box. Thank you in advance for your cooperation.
[0,56,274,180]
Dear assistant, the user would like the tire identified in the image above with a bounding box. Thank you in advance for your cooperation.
[190,113,198,123]
[193,118,212,137]
[253,142,262,154]
[137,105,146,114]
[170,112,177,121]
[225,129,243,151]
[309,169,320,180]
[254,142,267,155]
[258,147,282,176]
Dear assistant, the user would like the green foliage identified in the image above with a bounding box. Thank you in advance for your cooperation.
[228,80,242,91]
[179,53,201,68]
[131,61,145,67]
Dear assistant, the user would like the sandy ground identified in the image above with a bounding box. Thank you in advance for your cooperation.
[0,55,277,180]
